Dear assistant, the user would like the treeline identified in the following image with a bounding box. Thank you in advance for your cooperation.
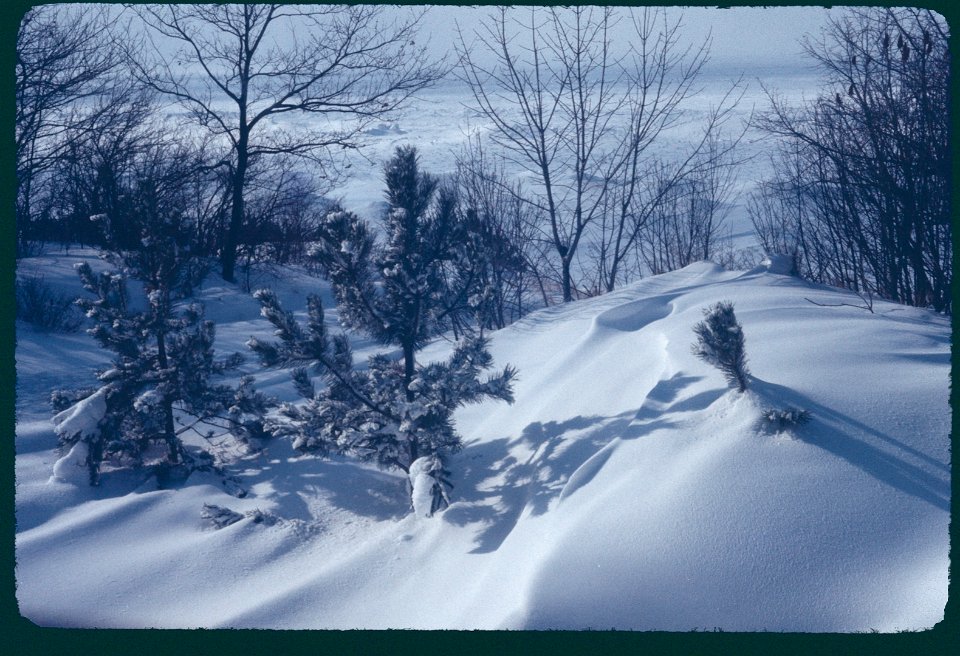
[18,6,951,316]
[16,5,749,315]
[19,6,948,317]
[16,5,442,281]
[751,7,951,314]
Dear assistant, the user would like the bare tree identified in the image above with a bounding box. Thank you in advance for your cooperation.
[453,133,547,326]
[457,6,743,302]
[236,155,329,276]
[52,87,159,249]
[456,6,621,302]
[127,4,445,282]
[589,10,745,293]
[16,5,128,253]
[756,7,950,313]
[638,133,741,276]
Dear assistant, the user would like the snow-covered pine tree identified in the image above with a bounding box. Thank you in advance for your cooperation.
[691,301,750,392]
[249,146,516,515]
[51,189,267,486]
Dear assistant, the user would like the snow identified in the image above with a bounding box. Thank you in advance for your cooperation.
[51,387,107,446]
[49,440,90,486]
[408,457,438,519]
[15,251,950,631]
[49,387,108,485]
[12,19,951,630]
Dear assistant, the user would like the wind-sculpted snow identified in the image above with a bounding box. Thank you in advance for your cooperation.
[14,255,950,631]
[591,294,677,333]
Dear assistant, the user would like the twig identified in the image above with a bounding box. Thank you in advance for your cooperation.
[804,292,874,314]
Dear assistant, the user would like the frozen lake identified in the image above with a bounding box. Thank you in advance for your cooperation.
[309,64,824,255]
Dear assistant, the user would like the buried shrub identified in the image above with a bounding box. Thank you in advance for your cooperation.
[759,406,811,433]
[16,275,84,332]
[201,504,280,529]
[692,301,750,392]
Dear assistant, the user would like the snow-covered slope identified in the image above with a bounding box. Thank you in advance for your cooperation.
[15,254,950,631]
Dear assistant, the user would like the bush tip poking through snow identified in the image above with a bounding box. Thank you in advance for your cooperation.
[692,301,750,392]
[200,504,245,529]
[201,504,282,530]
[759,407,811,433]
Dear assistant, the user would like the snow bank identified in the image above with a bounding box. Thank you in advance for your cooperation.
[15,254,951,631]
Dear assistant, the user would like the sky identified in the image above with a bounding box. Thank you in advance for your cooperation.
[416,5,841,68]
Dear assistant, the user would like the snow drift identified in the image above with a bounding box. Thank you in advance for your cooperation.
[15,255,950,631]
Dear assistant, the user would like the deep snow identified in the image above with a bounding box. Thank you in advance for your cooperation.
[12,9,950,629]
[14,252,950,631]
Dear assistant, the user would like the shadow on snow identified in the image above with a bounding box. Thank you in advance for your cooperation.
[445,373,950,555]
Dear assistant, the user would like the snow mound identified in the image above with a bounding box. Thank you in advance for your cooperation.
[50,440,91,486]
[592,294,676,332]
[409,457,440,518]
[15,257,950,631]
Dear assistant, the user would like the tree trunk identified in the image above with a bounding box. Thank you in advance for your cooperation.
[402,339,418,464]
[155,322,181,464]
[561,257,573,302]
[221,134,248,283]
[402,341,416,403]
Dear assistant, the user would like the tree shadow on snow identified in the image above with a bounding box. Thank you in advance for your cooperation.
[444,374,715,553]
[752,378,950,513]
[235,455,409,523]
[445,371,949,554]
[443,418,614,554]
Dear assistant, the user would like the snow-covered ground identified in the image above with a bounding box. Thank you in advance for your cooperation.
[15,250,950,630]
[12,8,951,631]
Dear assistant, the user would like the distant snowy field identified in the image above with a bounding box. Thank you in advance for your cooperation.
[15,250,950,630]
[13,27,950,630]
[256,62,820,255]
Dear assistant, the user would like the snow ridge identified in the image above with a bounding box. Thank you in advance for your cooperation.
[15,257,951,631]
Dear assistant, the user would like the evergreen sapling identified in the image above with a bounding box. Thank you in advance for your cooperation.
[692,301,750,392]
[250,146,516,515]
[51,195,267,486]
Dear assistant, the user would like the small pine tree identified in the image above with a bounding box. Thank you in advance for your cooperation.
[692,301,750,392]
[52,199,265,485]
[250,146,516,513]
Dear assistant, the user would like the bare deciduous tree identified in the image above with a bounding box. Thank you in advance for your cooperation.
[456,6,619,302]
[639,134,741,276]
[755,7,950,313]
[127,4,445,282]
[457,6,743,302]
[16,5,128,253]
[453,133,546,326]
